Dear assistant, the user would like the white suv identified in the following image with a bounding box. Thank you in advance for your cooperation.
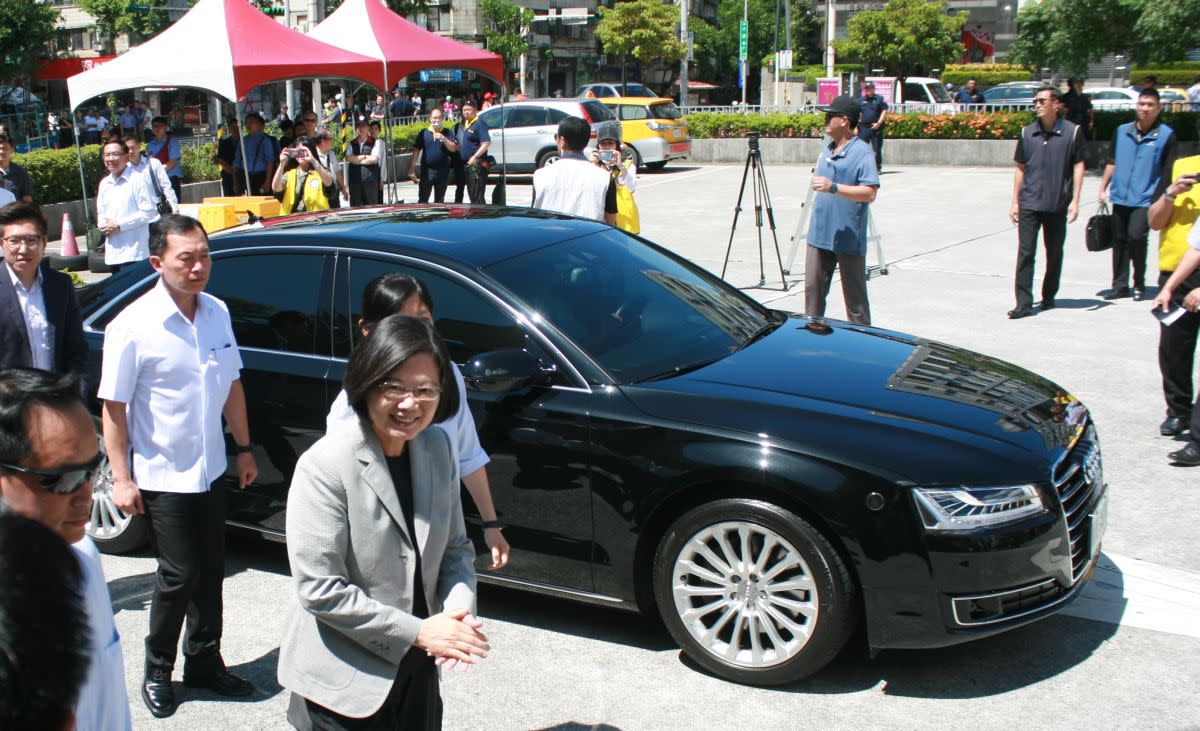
[475,98,622,173]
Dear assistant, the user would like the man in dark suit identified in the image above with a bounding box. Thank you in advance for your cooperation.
[0,202,88,378]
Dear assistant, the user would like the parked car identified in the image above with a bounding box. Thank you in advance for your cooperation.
[1158,87,1190,111]
[1087,86,1140,110]
[600,97,690,170]
[980,82,1042,107]
[473,98,621,173]
[894,76,957,113]
[80,207,1108,686]
[579,82,657,99]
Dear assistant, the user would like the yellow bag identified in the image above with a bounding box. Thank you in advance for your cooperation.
[614,161,640,234]
[1160,155,1200,273]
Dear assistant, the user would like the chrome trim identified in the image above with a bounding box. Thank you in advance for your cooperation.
[240,346,335,363]
[477,573,625,604]
[82,273,159,332]
[950,575,1081,627]
[226,519,287,543]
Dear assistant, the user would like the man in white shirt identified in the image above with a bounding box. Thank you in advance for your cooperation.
[125,136,179,213]
[99,214,258,719]
[0,367,134,731]
[96,139,159,270]
[532,116,617,224]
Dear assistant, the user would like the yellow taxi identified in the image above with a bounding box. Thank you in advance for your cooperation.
[600,97,691,170]
[1159,87,1191,111]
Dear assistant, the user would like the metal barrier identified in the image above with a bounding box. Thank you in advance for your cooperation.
[680,102,1043,115]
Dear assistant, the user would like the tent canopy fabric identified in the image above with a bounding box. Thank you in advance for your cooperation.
[309,0,504,90]
[67,0,382,109]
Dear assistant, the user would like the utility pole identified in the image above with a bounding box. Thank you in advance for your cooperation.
[825,0,835,78]
[740,0,748,105]
[309,0,325,116]
[679,0,688,110]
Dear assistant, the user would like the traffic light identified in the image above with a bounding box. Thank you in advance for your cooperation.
[259,2,284,15]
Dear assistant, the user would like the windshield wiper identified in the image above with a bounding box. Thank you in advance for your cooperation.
[737,320,780,351]
[636,354,729,383]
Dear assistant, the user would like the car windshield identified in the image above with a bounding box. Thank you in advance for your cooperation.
[485,229,774,383]
[926,82,953,103]
[649,102,682,119]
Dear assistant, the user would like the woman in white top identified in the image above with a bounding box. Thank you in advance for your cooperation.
[326,272,510,568]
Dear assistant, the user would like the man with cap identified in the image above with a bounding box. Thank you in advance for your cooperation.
[804,94,880,326]
[232,113,277,196]
[346,116,382,207]
[453,100,492,204]
[857,82,888,172]
[410,108,458,203]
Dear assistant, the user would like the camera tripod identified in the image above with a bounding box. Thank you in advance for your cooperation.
[720,135,789,291]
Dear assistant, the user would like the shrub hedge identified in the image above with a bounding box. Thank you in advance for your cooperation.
[942,64,1034,87]
[1129,63,1200,86]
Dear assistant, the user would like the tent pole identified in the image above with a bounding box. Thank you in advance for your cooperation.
[236,114,253,195]
[499,84,507,204]
[72,115,94,229]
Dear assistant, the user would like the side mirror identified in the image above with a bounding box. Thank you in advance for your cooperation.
[461,349,551,393]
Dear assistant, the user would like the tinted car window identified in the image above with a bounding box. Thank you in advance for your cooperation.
[925,82,952,103]
[486,229,772,382]
[477,107,503,128]
[507,107,548,127]
[581,100,617,121]
[620,105,650,121]
[902,82,927,103]
[547,107,569,123]
[343,256,526,364]
[649,102,682,119]
[205,253,324,354]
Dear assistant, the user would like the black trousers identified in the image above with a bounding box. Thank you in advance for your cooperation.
[168,177,182,205]
[451,161,467,203]
[141,488,227,675]
[236,171,268,197]
[1111,204,1150,291]
[301,650,441,730]
[1015,209,1067,310]
[1158,269,1200,431]
[417,167,450,203]
[349,182,380,207]
[858,128,884,170]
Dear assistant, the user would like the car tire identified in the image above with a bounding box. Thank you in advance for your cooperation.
[653,499,857,685]
[536,149,560,169]
[645,160,668,170]
[88,248,114,274]
[622,145,641,170]
[48,253,89,271]
[87,451,150,554]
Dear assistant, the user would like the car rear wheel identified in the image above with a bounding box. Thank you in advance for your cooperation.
[87,451,150,554]
[536,149,560,169]
[645,160,667,170]
[653,499,856,685]
[622,145,640,170]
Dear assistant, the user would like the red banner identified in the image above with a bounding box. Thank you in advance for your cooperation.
[34,56,117,81]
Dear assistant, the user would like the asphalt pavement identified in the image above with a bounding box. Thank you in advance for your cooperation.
[97,162,1200,729]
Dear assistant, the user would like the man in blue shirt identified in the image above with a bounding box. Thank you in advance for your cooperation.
[232,113,277,196]
[409,108,458,203]
[1098,87,1176,301]
[806,95,881,326]
[955,78,984,105]
[453,100,492,204]
[145,116,182,201]
[857,82,889,172]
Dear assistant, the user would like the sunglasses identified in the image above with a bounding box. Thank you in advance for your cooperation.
[824,113,847,123]
[0,452,103,495]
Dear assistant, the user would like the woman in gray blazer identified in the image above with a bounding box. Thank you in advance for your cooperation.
[279,315,490,729]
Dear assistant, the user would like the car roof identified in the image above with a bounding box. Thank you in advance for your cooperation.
[1087,87,1137,94]
[211,205,609,269]
[599,97,677,105]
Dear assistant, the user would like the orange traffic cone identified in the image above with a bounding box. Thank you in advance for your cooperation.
[60,213,79,257]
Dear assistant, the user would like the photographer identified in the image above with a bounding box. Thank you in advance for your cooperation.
[271,137,334,214]
[589,133,638,234]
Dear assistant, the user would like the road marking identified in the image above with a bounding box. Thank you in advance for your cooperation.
[637,166,724,189]
[1063,552,1200,638]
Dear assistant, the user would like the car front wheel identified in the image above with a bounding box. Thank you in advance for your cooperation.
[87,452,150,554]
[536,149,560,169]
[653,499,857,685]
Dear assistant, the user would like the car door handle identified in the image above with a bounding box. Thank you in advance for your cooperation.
[537,128,551,134]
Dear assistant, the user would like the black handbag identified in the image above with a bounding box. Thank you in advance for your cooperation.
[1086,203,1115,252]
[145,165,174,215]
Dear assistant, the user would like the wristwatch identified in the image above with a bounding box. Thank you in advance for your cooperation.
[235,443,253,455]
[481,520,504,530]
[1164,190,1177,201]
[829,182,839,195]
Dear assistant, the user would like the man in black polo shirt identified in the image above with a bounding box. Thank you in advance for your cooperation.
[453,100,491,204]
[1008,86,1085,319]
[857,82,888,172]
[0,134,33,202]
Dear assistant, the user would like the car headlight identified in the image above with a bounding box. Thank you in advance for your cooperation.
[913,485,1045,531]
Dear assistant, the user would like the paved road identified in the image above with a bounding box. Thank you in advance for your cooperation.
[99,163,1200,729]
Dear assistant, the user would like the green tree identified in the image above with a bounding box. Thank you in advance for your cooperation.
[77,0,181,54]
[692,0,822,93]
[834,0,967,80]
[596,0,686,86]
[480,0,534,78]
[1006,0,1128,77]
[1129,0,1200,64]
[0,0,59,101]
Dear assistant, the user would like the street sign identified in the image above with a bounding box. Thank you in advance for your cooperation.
[738,21,748,60]
[779,49,793,70]
[686,31,694,61]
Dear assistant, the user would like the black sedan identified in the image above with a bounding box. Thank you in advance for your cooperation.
[79,206,1107,685]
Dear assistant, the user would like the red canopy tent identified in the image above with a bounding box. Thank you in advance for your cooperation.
[308,0,504,91]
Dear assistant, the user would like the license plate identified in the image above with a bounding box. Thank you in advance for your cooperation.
[1089,489,1108,557]
[669,142,689,153]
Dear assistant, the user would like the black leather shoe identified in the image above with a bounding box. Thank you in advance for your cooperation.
[1008,307,1034,319]
[183,667,254,697]
[1161,415,1188,436]
[142,668,177,718]
[1133,288,1145,301]
[1041,298,1056,311]
[1103,288,1131,300]
[1169,441,1200,466]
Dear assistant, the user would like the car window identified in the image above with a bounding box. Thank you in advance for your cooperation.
[486,229,773,383]
[649,102,682,120]
[341,256,528,365]
[478,107,505,129]
[547,107,569,123]
[205,253,325,355]
[925,82,952,103]
[902,82,927,104]
[620,105,649,121]
[507,106,548,128]
[581,100,616,121]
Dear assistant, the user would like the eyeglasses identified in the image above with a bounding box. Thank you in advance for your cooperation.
[0,452,102,496]
[102,152,126,159]
[2,234,45,248]
[376,381,441,402]
[1033,98,1056,105]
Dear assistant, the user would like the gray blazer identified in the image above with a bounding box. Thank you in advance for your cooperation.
[277,416,476,719]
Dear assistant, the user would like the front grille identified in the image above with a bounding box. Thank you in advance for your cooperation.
[1052,429,1103,583]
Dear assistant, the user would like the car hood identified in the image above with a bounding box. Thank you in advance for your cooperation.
[621,316,1088,485]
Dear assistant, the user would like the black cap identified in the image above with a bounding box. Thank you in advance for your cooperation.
[819,94,859,119]
[355,115,369,126]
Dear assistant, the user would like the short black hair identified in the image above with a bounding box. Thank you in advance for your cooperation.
[0,514,90,731]
[280,118,294,132]
[344,315,459,425]
[359,272,434,334]
[1036,85,1063,101]
[149,214,208,258]
[1138,87,1161,102]
[0,201,47,238]
[0,369,84,465]
[556,116,591,153]
[151,115,168,127]
[244,112,265,125]
[1142,75,1157,85]
[101,139,126,156]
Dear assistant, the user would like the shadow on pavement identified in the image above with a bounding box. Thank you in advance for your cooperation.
[178,648,284,708]
[108,569,155,614]
[535,724,625,731]
[1044,297,1113,311]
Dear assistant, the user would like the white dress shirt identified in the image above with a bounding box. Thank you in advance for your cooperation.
[97,279,242,493]
[6,262,53,370]
[71,537,133,731]
[0,186,14,207]
[326,362,490,476]
[96,165,159,265]
[131,155,179,212]
[532,156,611,222]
